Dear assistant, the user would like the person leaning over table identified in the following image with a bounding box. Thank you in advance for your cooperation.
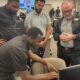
[0,27,66,80]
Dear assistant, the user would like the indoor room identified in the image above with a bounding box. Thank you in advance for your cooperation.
[0,0,80,80]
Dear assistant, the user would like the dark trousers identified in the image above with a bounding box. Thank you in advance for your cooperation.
[57,43,80,66]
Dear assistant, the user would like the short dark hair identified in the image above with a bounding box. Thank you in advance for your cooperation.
[35,0,45,3]
[27,27,43,39]
[8,0,19,3]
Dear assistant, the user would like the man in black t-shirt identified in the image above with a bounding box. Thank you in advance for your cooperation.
[0,27,58,80]
[49,8,55,18]
[0,0,19,45]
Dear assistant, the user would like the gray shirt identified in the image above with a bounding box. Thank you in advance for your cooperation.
[60,19,74,48]
[0,35,29,80]
[0,6,18,41]
[24,11,51,37]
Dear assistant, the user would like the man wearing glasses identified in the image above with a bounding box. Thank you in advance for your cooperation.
[53,1,80,66]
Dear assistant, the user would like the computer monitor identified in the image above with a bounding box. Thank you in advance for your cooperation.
[59,65,80,80]
[19,0,35,13]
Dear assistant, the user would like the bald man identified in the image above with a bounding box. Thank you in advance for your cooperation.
[0,0,19,46]
[53,1,80,66]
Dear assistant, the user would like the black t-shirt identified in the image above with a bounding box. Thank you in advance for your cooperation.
[0,6,18,41]
[0,35,29,80]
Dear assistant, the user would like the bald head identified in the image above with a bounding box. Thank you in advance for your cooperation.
[61,1,74,20]
[5,0,19,15]
[61,1,73,11]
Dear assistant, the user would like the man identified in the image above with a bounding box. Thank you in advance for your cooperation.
[55,6,60,18]
[0,0,19,45]
[49,8,55,19]
[0,27,66,80]
[53,1,80,66]
[24,0,52,57]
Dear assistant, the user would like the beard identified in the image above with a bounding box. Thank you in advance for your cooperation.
[35,8,42,14]
[64,14,74,20]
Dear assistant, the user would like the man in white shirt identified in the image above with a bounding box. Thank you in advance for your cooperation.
[24,0,52,57]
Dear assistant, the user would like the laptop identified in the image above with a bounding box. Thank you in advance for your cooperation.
[59,64,80,80]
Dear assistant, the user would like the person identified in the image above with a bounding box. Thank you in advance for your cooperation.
[0,0,19,46]
[16,12,26,35]
[24,0,52,57]
[0,27,66,80]
[55,6,60,18]
[49,8,55,19]
[49,8,55,27]
[53,1,80,66]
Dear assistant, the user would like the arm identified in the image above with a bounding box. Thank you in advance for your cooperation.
[44,14,52,43]
[24,25,29,33]
[59,33,77,42]
[59,19,80,42]
[40,14,52,48]
[0,39,6,46]
[40,25,52,48]
[28,49,47,65]
[53,26,76,42]
[45,25,52,43]
[20,70,58,80]
[53,20,61,41]
[28,50,57,72]
[75,20,80,39]
[10,46,57,80]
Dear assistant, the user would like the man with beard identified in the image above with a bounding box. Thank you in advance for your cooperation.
[0,27,66,80]
[0,0,19,46]
[24,0,52,57]
[53,1,80,66]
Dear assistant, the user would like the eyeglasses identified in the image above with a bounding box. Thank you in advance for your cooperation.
[63,9,72,13]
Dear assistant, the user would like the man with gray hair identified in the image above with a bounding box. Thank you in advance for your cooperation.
[53,1,80,66]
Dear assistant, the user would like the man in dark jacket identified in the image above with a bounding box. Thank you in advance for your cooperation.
[49,8,55,18]
[53,1,80,66]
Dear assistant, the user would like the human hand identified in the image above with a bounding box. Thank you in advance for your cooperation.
[59,34,67,41]
[59,33,75,42]
[0,39,6,46]
[39,40,47,48]
[47,71,59,80]
[46,62,58,73]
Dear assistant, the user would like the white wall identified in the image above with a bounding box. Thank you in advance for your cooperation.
[46,0,65,10]
[43,0,65,15]
[0,0,7,7]
[76,0,80,11]
[46,0,74,10]
[43,0,75,14]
